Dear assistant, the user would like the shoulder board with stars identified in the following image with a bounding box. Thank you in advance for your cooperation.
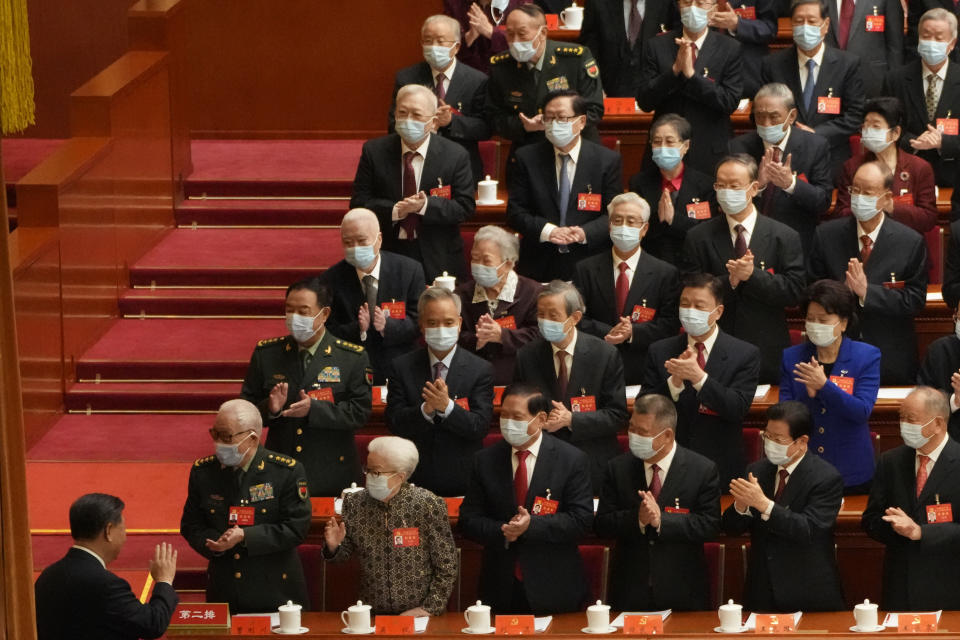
[334,339,364,353]
[266,453,297,468]
[193,455,217,467]
[256,336,286,348]
[557,46,584,57]
[490,52,511,65]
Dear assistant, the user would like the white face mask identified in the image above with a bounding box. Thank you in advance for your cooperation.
[365,472,398,502]
[215,432,253,467]
[900,418,934,450]
[424,326,459,352]
[509,30,541,63]
[610,224,643,252]
[716,188,751,216]
[805,320,839,347]
[286,311,322,343]
[628,431,666,460]
[678,306,715,337]
[850,193,881,222]
[861,127,892,154]
[764,437,794,466]
[501,417,536,447]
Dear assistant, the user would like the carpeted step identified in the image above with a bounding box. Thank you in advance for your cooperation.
[176,197,350,227]
[119,287,285,317]
[32,534,208,570]
[129,228,339,287]
[66,381,241,412]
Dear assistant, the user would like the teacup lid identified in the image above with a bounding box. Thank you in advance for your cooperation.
[720,599,742,611]
[587,599,609,611]
[279,600,301,611]
[855,598,877,609]
[350,600,370,611]
[469,600,489,610]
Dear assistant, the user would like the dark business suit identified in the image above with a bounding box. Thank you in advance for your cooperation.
[917,334,960,441]
[573,249,681,385]
[728,127,833,253]
[350,133,476,281]
[386,346,495,497]
[681,212,807,383]
[725,0,779,99]
[943,219,960,309]
[906,0,960,62]
[506,139,622,282]
[722,453,846,612]
[459,434,595,614]
[809,215,929,384]
[595,446,721,611]
[318,251,425,384]
[389,61,491,183]
[628,162,717,266]
[883,60,960,188]
[862,438,960,611]
[761,45,865,176]
[637,29,743,174]
[513,331,629,492]
[825,0,903,97]
[35,548,178,640]
[641,331,760,486]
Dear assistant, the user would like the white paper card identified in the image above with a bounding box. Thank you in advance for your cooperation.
[744,611,802,630]
[611,610,672,628]
[754,384,771,399]
[534,616,552,632]
[876,387,913,400]
[414,617,429,632]
[625,385,642,400]
[883,611,942,628]
[927,291,943,302]
[233,612,281,626]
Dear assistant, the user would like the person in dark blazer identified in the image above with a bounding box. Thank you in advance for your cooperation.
[640,273,760,487]
[709,0,779,98]
[942,219,960,309]
[637,2,743,175]
[506,90,622,282]
[779,280,881,492]
[444,0,530,74]
[862,386,960,611]
[319,209,425,384]
[579,0,678,98]
[457,225,542,385]
[917,307,960,441]
[628,114,717,266]
[809,161,929,384]
[824,0,903,97]
[513,280,629,492]
[389,16,492,184]
[834,97,939,233]
[761,0,865,176]
[906,0,960,62]
[386,287,495,497]
[722,401,845,612]
[882,9,960,188]
[573,192,681,385]
[459,383,594,614]
[35,493,178,640]
[595,393,721,611]
[680,154,806,383]
[351,84,475,281]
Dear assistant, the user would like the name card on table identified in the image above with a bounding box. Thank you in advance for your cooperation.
[898,613,939,633]
[624,614,663,634]
[375,615,415,634]
[545,14,559,29]
[754,613,795,633]
[230,616,271,635]
[169,603,230,629]
[496,615,535,634]
[604,98,636,114]
[311,497,337,517]
[445,496,463,517]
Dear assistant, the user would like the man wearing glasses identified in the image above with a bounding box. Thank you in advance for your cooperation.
[180,399,312,613]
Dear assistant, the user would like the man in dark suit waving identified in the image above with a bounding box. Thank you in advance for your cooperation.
[35,493,178,640]
[722,401,845,612]
[862,386,960,610]
[595,393,721,611]
[459,383,594,614]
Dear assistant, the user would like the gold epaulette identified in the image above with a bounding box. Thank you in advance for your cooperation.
[256,336,285,348]
[556,46,584,56]
[266,453,297,468]
[193,455,217,467]
[490,52,511,64]
[334,339,364,353]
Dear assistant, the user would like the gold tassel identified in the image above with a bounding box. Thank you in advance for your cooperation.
[0,0,36,134]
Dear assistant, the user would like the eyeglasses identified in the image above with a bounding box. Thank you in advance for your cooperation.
[846,187,885,196]
[679,0,717,8]
[759,431,795,446]
[208,429,253,444]
[362,467,398,479]
[542,115,580,125]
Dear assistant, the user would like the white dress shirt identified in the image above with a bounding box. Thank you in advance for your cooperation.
[726,205,758,249]
[71,545,106,569]
[916,433,950,476]
[421,345,457,420]
[623,0,646,37]
[434,59,456,96]
[540,137,584,242]
[613,246,642,291]
[551,328,578,379]
[511,429,544,486]
[667,324,719,400]
[392,135,432,234]
[856,213,884,252]
[644,440,677,488]
[923,59,948,113]
[356,255,383,341]
[798,44,826,92]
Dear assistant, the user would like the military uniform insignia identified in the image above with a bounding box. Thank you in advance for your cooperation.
[272,374,286,380]
[546,76,569,91]
[549,55,556,65]
[298,479,309,501]
[318,366,341,383]
[249,482,274,502]
[257,460,265,471]
[365,367,374,386]
[256,336,284,348]
[285,343,292,352]
[194,455,217,467]
[585,60,599,78]
[209,494,224,501]
[334,339,364,353]
[323,345,332,356]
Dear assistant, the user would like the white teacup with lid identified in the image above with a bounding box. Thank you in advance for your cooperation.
[464,600,491,632]
[560,1,583,29]
[341,600,372,632]
[854,598,879,630]
[477,175,499,204]
[586,599,611,632]
[434,272,456,292]
[278,600,302,633]
[718,599,743,632]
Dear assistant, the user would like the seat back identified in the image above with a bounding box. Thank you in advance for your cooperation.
[743,427,762,464]
[578,544,610,604]
[926,225,944,284]
[298,544,325,611]
[600,136,621,154]
[704,542,725,609]
[788,328,803,346]
[479,140,500,180]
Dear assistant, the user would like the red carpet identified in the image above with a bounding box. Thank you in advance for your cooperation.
[66,381,240,412]
[177,197,350,227]
[2,138,66,182]
[120,287,285,317]
[32,534,207,570]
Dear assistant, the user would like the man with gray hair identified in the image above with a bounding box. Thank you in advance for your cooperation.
[514,279,628,491]
[352,83,475,281]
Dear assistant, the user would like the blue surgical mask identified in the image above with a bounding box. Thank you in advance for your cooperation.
[365,472,397,502]
[860,127,892,154]
[678,306,714,337]
[651,145,683,171]
[792,24,824,51]
[850,194,880,222]
[610,224,642,252]
[538,318,569,343]
[628,431,666,460]
[424,326,459,352]
[423,44,454,70]
[344,244,376,270]
[395,118,429,145]
[764,438,794,466]
[501,417,535,447]
[471,261,504,288]
[215,433,253,467]
[918,39,949,66]
[900,418,934,450]
[286,311,321,344]
[509,34,540,63]
[716,188,750,216]
[757,122,788,145]
[680,5,709,32]
[545,120,578,148]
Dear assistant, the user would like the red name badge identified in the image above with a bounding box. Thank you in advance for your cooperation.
[665,506,690,514]
[231,616,272,635]
[698,404,720,416]
[392,527,420,547]
[797,172,808,183]
[817,96,841,114]
[495,615,535,635]
[495,315,517,329]
[754,614,795,633]
[632,305,657,323]
[686,201,711,220]
[893,193,915,206]
[531,496,559,515]
[865,14,885,31]
[493,386,506,405]
[898,613,938,633]
[603,97,635,115]
[577,193,602,211]
[571,395,596,412]
[883,280,905,289]
[445,496,464,517]
[455,397,470,411]
[311,497,336,517]
[733,5,756,19]
[381,301,406,319]
[545,13,559,30]
[624,614,663,634]
[373,385,386,404]
[927,503,953,523]
[937,118,959,135]
[307,387,334,403]
[829,375,854,395]
[430,185,452,200]
[170,603,230,629]
[228,506,255,526]
[375,616,415,635]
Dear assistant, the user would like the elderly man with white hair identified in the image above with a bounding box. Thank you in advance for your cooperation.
[573,192,680,385]
[180,399,312,613]
[352,82,476,281]
[323,436,458,617]
[320,208,426,383]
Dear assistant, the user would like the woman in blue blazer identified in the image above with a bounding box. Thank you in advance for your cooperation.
[780,280,880,492]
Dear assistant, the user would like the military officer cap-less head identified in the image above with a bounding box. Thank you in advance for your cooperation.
[210,399,263,467]
[284,278,332,347]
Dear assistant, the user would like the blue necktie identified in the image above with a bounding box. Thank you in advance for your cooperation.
[802,58,817,113]
[558,154,571,254]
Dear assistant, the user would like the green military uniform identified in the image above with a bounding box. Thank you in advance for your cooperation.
[179,446,312,613]
[241,329,372,496]
[486,40,605,150]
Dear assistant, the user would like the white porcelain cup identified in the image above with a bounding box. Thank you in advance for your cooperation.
[341,600,372,632]
[464,600,491,631]
[560,4,583,29]
[278,600,302,633]
[434,272,456,292]
[854,599,878,629]
[478,176,498,204]
[586,600,610,632]
[718,599,743,632]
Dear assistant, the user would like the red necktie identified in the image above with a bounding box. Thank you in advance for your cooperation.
[734,224,747,258]
[401,151,421,239]
[695,341,706,370]
[773,469,789,503]
[435,73,446,103]
[556,350,569,400]
[615,262,630,316]
[649,463,662,500]
[627,0,642,47]
[860,235,873,264]
[513,450,531,579]
[916,455,930,497]
[837,0,854,48]
[690,42,698,64]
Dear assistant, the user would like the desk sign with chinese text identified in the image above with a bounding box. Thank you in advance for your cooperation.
[754,613,794,633]
[168,603,230,629]
[495,615,535,634]
[624,614,663,634]
[375,615,415,634]
[230,615,271,635]
[899,613,938,633]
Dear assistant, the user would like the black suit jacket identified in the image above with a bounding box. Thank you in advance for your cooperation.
[809,215,928,384]
[641,331,760,486]
[389,61,491,183]
[386,346,495,497]
[883,60,960,188]
[594,446,721,611]
[824,0,902,97]
[513,331,629,492]
[319,251,425,383]
[862,439,960,610]
[906,0,960,62]
[721,453,846,612]
[35,548,178,640]
[943,219,960,309]
[506,139,622,282]
[917,334,960,441]
[573,249,681,385]
[637,29,743,174]
[628,162,717,266]
[458,434,595,614]
[680,212,806,383]
[728,127,833,253]
[350,133,476,281]
[761,46,865,175]
[725,0,779,99]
